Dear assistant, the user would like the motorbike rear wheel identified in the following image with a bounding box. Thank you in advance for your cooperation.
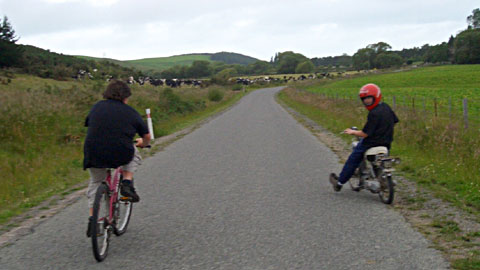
[378,175,394,204]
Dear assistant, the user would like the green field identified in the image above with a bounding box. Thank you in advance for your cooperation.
[305,65,480,97]
[280,64,480,269]
[76,54,213,72]
[304,65,480,112]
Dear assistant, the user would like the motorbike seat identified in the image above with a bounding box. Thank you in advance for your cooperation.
[365,146,388,158]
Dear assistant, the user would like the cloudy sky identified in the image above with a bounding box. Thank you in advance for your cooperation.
[0,0,478,61]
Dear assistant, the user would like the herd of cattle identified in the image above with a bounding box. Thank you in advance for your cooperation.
[73,69,342,88]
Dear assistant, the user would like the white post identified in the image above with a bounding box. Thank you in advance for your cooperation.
[146,108,154,140]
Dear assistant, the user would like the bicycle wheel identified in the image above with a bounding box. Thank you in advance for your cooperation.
[114,189,133,236]
[91,183,111,262]
[378,174,394,204]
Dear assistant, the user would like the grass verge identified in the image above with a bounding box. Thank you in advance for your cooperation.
[0,74,249,226]
[278,87,480,269]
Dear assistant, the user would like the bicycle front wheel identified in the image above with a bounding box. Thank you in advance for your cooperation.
[91,183,111,262]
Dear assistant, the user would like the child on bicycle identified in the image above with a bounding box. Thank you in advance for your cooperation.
[329,83,399,191]
[83,79,151,237]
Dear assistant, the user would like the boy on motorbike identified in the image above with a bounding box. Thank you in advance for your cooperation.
[329,83,399,192]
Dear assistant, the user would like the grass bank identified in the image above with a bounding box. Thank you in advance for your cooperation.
[287,65,480,212]
[278,64,480,269]
[0,74,248,225]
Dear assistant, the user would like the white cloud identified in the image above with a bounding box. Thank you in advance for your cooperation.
[5,0,480,60]
[42,0,119,6]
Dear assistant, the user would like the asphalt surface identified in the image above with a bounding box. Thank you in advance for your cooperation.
[0,87,449,269]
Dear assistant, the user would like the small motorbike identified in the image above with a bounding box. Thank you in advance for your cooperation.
[349,127,400,204]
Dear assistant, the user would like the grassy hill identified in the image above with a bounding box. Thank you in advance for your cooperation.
[77,52,260,73]
[17,45,140,80]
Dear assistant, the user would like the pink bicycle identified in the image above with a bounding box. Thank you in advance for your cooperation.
[90,167,133,262]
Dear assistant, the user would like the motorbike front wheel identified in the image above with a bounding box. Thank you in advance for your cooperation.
[378,175,394,204]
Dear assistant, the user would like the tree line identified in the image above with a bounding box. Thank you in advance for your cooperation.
[161,8,480,79]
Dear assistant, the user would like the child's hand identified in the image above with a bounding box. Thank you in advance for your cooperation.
[343,128,355,135]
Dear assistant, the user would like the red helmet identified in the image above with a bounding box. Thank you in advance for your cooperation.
[359,83,382,111]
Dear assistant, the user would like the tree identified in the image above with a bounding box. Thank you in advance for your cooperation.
[186,60,211,78]
[454,29,480,64]
[352,48,374,70]
[0,16,18,43]
[424,42,449,63]
[247,61,271,75]
[353,42,398,69]
[467,8,480,29]
[374,52,403,68]
[295,60,314,73]
[276,51,309,74]
[0,16,22,68]
[211,68,237,85]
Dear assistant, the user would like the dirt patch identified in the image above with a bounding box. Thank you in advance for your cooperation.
[276,89,480,267]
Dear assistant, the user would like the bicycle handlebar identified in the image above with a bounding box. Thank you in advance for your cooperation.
[133,141,151,148]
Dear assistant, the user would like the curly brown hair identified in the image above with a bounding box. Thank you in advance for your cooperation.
[102,80,131,101]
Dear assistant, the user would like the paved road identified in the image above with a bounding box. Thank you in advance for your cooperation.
[0,87,448,269]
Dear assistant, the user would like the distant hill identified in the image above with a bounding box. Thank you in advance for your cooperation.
[16,45,138,80]
[76,52,260,73]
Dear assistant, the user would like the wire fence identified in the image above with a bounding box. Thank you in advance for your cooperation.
[319,93,480,130]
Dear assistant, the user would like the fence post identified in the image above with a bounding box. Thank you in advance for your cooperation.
[412,97,416,113]
[392,96,396,111]
[422,97,426,113]
[146,108,155,140]
[449,98,452,118]
[463,98,469,129]
[434,98,437,118]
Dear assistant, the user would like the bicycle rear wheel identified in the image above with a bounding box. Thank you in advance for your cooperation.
[91,183,111,262]
[114,190,133,236]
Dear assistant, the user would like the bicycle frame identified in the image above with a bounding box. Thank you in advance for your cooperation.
[103,167,123,226]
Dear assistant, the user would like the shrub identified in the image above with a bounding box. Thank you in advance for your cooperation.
[232,84,243,91]
[208,88,224,102]
[159,88,206,114]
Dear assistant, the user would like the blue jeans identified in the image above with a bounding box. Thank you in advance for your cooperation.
[338,139,368,185]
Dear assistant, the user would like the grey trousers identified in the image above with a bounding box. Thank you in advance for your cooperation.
[86,147,142,208]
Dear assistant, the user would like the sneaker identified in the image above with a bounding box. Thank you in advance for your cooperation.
[329,173,342,192]
[86,216,94,238]
[121,180,140,202]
